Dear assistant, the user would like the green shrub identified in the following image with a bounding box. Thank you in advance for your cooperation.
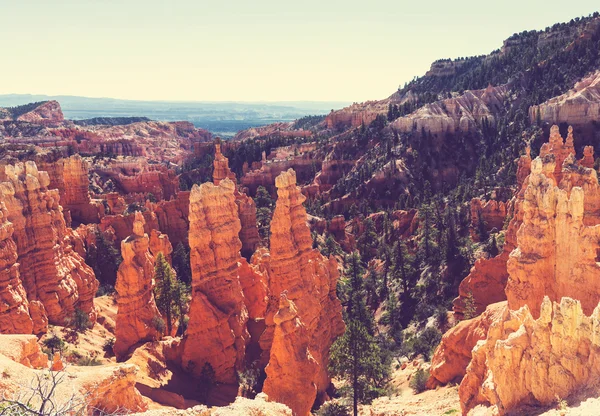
[409,368,429,394]
[42,334,66,355]
[401,327,442,360]
[103,337,115,354]
[317,401,350,416]
[151,315,166,334]
[75,354,102,366]
[69,308,91,332]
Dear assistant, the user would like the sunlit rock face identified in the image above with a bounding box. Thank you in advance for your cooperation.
[0,198,33,334]
[460,297,600,415]
[260,169,344,414]
[0,161,97,330]
[114,211,161,360]
[530,70,600,126]
[181,178,249,383]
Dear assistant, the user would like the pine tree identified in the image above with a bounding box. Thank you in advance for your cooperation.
[154,253,187,335]
[254,186,274,243]
[172,242,192,284]
[330,252,388,416]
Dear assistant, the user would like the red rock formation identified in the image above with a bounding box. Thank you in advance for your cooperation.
[263,294,318,416]
[240,151,324,197]
[0,161,97,327]
[213,141,237,185]
[114,212,162,360]
[238,254,269,320]
[453,127,600,414]
[261,169,344,409]
[211,143,261,257]
[237,193,261,258]
[100,210,159,246]
[0,199,34,334]
[181,179,249,383]
[469,198,507,241]
[149,229,173,264]
[428,302,505,387]
[516,144,532,188]
[37,154,101,224]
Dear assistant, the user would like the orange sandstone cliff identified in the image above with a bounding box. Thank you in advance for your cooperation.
[0,161,97,329]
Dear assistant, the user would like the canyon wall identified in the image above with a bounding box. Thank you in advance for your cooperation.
[0,199,33,334]
[530,70,600,126]
[0,161,97,328]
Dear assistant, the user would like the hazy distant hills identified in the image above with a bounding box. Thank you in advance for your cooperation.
[0,94,349,137]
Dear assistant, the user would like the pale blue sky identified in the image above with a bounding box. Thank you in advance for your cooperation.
[0,1,598,101]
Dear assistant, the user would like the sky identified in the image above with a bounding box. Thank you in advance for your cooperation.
[0,1,598,102]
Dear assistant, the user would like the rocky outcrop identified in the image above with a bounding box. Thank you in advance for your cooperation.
[114,212,162,360]
[0,334,48,368]
[38,154,102,225]
[181,179,249,383]
[263,294,318,416]
[149,229,173,263]
[391,85,508,137]
[84,364,148,414]
[506,147,600,318]
[460,297,600,415]
[153,191,190,246]
[0,161,97,328]
[15,100,64,123]
[0,199,34,334]
[470,198,507,241]
[213,141,237,185]
[325,108,379,129]
[261,169,344,411]
[211,143,260,258]
[530,70,600,126]
[428,302,505,388]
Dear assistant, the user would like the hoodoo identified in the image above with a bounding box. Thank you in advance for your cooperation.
[114,211,162,360]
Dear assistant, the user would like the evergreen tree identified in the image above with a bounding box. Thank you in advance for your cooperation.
[392,240,418,326]
[153,253,187,335]
[254,186,274,242]
[357,218,379,262]
[172,242,192,284]
[87,230,122,287]
[330,252,388,416]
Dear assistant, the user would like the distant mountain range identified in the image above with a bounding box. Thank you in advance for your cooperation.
[0,94,350,137]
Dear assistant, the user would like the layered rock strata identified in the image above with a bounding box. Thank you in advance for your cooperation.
[181,179,249,383]
[114,212,162,360]
[0,199,33,334]
[460,297,600,414]
[212,142,261,257]
[261,169,344,413]
[263,294,318,416]
[0,161,97,327]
